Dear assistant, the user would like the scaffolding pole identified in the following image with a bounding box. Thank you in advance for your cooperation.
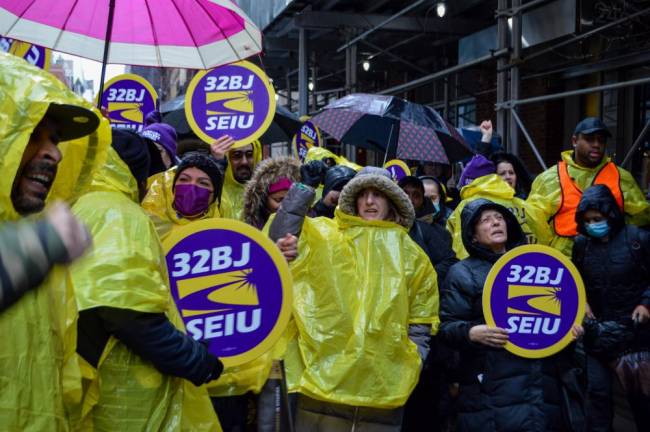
[509,0,522,156]
[510,108,548,170]
[298,28,309,116]
[496,0,510,147]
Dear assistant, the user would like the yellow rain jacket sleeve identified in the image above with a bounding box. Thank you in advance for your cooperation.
[69,148,220,432]
[142,168,272,397]
[447,174,550,260]
[0,51,110,431]
[142,167,221,241]
[284,210,439,409]
[527,150,650,256]
[220,140,262,220]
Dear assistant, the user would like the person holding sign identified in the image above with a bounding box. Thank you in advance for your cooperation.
[271,167,439,431]
[210,136,262,221]
[439,199,584,432]
[70,130,222,431]
[572,185,650,432]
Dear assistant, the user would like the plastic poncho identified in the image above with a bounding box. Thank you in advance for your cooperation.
[284,209,439,409]
[68,147,220,431]
[0,52,110,431]
[446,174,550,260]
[527,150,650,256]
[142,167,221,241]
[304,146,362,171]
[220,140,262,220]
[142,167,272,398]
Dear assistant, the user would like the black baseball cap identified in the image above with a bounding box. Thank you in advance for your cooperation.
[46,103,100,141]
[573,117,612,138]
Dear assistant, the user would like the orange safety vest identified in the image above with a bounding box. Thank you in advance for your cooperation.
[553,161,623,237]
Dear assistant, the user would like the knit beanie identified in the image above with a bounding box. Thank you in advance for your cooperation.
[111,128,151,184]
[140,122,178,161]
[174,151,223,203]
[458,154,495,188]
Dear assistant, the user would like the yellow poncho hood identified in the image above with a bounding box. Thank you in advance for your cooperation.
[284,195,438,408]
[142,167,221,241]
[69,147,220,431]
[220,140,262,220]
[447,174,550,259]
[0,51,110,431]
[527,150,650,256]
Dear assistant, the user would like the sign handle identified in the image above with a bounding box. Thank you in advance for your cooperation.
[279,360,296,432]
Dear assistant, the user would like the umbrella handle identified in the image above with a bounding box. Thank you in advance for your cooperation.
[382,124,396,166]
[97,0,116,109]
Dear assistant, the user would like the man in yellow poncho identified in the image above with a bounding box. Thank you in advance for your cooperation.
[69,129,223,431]
[0,51,104,431]
[527,117,650,256]
[210,136,262,220]
[447,154,549,259]
[142,151,273,430]
[270,167,439,431]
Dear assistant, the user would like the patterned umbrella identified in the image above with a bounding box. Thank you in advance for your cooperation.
[311,93,472,164]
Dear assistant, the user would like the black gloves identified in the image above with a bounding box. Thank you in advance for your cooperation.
[300,160,328,188]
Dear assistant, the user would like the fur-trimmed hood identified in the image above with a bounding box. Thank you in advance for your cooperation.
[243,157,301,228]
[338,169,415,228]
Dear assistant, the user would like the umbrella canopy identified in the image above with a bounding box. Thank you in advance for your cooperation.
[311,93,472,164]
[0,0,261,68]
[161,95,302,145]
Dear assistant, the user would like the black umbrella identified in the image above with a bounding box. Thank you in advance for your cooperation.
[311,93,472,164]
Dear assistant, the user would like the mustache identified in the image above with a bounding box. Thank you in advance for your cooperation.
[23,160,58,177]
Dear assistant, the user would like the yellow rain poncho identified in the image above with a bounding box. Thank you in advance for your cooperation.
[142,166,272,398]
[220,140,262,220]
[68,147,220,431]
[527,150,650,256]
[447,174,550,259]
[284,210,439,409]
[0,52,109,431]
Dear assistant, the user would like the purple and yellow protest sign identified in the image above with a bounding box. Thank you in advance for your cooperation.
[162,219,292,367]
[0,37,50,70]
[483,245,585,358]
[185,61,276,148]
[98,73,158,132]
[383,159,411,182]
[292,120,321,162]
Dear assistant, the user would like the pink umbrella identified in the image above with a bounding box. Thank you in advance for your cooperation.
[0,0,263,102]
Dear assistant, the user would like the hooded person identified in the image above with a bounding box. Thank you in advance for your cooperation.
[68,129,223,431]
[142,151,223,240]
[0,51,105,430]
[439,199,584,432]
[572,185,650,432]
[243,156,301,229]
[527,117,650,257]
[447,154,549,259]
[310,165,357,218]
[140,114,178,177]
[220,141,262,220]
[268,167,439,431]
[420,176,453,226]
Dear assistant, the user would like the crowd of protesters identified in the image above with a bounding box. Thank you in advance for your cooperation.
[1,50,650,432]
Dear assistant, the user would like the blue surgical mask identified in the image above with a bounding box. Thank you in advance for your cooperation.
[432,199,441,215]
[585,220,610,238]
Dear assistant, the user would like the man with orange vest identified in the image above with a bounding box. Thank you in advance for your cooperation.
[527,117,650,257]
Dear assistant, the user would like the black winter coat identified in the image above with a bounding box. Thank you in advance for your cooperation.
[439,199,583,432]
[573,184,650,357]
[409,219,457,283]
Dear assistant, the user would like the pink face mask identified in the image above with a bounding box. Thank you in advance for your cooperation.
[173,183,212,217]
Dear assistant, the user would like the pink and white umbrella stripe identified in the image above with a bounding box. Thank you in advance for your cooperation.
[0,0,262,69]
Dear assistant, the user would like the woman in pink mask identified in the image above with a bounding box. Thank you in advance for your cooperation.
[142,151,222,239]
